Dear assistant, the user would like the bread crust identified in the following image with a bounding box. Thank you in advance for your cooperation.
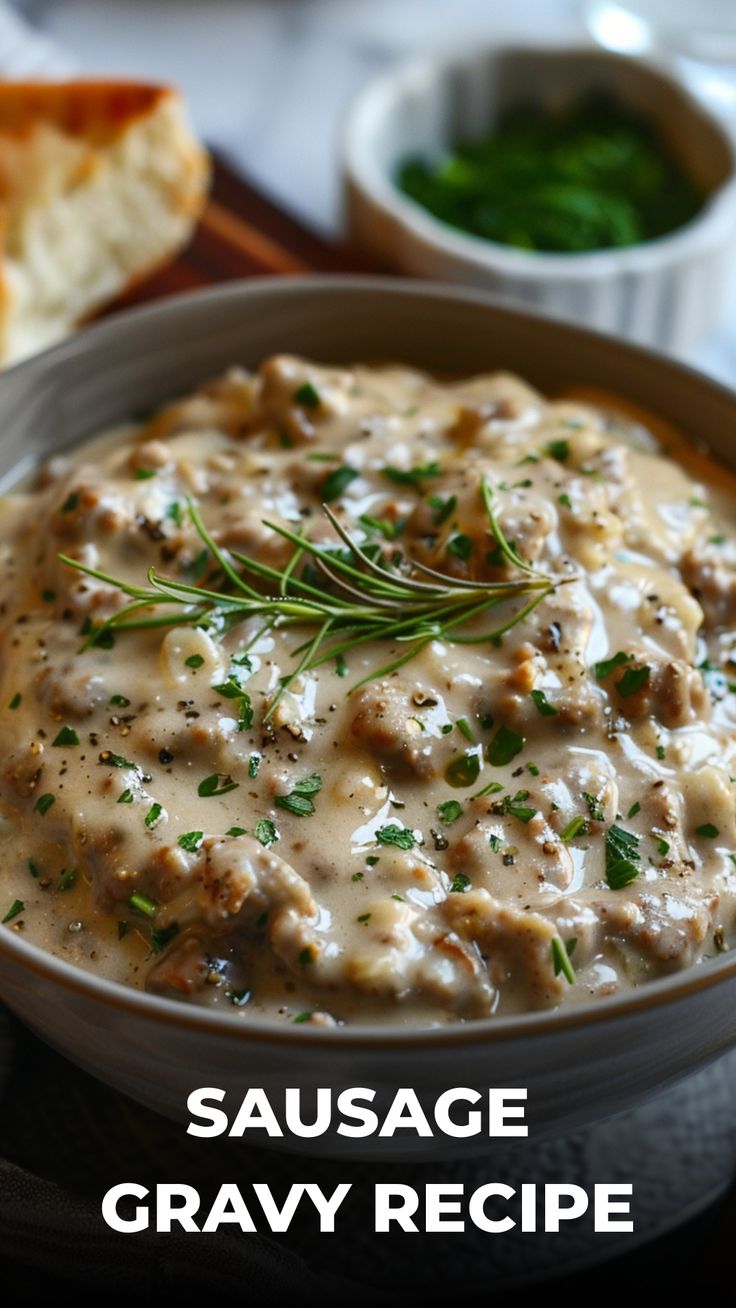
[0,80,210,363]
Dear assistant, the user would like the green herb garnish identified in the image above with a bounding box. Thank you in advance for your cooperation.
[449,873,470,894]
[275,773,322,817]
[59,484,558,719]
[129,892,157,918]
[178,830,203,852]
[375,824,415,850]
[551,936,576,984]
[437,799,464,825]
[530,689,558,717]
[145,802,163,829]
[198,773,239,797]
[617,665,650,697]
[150,922,180,953]
[594,651,631,680]
[322,466,358,502]
[52,726,79,747]
[605,824,640,890]
[294,382,321,409]
[255,819,279,846]
[445,751,481,789]
[487,725,525,767]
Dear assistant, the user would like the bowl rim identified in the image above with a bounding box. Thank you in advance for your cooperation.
[343,41,736,277]
[2,272,736,1048]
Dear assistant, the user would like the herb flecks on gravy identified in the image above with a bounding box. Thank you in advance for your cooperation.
[2,357,736,1026]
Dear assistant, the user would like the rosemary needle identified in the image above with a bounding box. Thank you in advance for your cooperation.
[59,483,564,715]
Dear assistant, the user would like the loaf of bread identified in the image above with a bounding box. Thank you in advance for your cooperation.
[0,80,210,364]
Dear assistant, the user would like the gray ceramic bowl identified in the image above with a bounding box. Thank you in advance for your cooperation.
[343,46,736,350]
[0,282,736,1247]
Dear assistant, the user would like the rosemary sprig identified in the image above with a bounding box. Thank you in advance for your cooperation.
[59,484,563,715]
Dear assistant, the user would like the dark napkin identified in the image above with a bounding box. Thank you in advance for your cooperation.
[0,1002,731,1302]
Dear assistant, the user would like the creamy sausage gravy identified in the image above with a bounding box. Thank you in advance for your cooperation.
[2,356,736,1027]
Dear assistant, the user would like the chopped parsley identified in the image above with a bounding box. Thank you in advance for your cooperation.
[594,651,631,680]
[237,694,254,732]
[446,532,473,562]
[294,381,321,409]
[503,790,537,824]
[134,468,156,480]
[110,694,130,707]
[656,837,670,856]
[198,773,239,798]
[226,826,247,837]
[248,753,262,778]
[445,751,481,788]
[449,873,470,894]
[34,794,55,816]
[150,922,180,953]
[2,899,24,923]
[255,819,279,847]
[275,773,322,817]
[178,830,203,852]
[427,493,457,524]
[558,492,572,510]
[381,461,441,487]
[60,491,79,513]
[530,689,558,717]
[583,791,605,822]
[544,438,570,463]
[144,802,163,829]
[473,779,504,799]
[617,664,650,697]
[627,801,641,819]
[58,868,76,891]
[487,725,525,767]
[437,799,464,825]
[185,654,204,669]
[117,789,134,805]
[375,824,416,850]
[99,752,136,770]
[52,725,79,747]
[605,824,640,890]
[561,815,587,841]
[212,674,245,699]
[359,514,403,541]
[696,823,719,838]
[298,947,314,966]
[8,693,21,710]
[322,465,358,501]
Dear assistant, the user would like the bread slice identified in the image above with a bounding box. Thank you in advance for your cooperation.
[0,80,210,364]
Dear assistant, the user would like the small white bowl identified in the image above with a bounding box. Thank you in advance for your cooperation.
[343,45,736,351]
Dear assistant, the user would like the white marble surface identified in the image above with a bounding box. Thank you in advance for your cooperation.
[5,0,736,382]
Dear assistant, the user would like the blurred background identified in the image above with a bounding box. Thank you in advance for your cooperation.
[3,0,736,377]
